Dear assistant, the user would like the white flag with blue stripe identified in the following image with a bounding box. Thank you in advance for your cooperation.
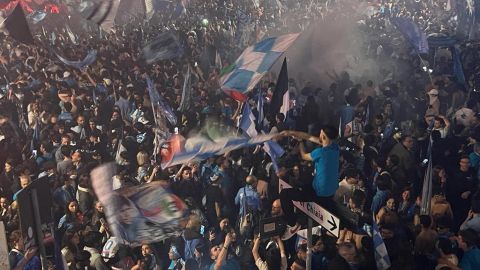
[161,134,276,169]
[220,33,300,101]
[239,103,258,137]
[373,219,391,270]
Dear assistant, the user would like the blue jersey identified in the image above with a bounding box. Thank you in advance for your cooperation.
[310,143,340,197]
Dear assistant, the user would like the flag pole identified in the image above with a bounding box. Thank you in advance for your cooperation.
[235,101,245,136]
[415,51,433,84]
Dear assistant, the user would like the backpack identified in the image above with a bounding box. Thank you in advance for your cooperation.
[237,186,260,238]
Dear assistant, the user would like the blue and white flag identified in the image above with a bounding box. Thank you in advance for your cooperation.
[91,163,188,246]
[239,103,258,137]
[27,10,47,24]
[162,133,276,168]
[147,78,177,126]
[220,33,300,101]
[65,25,78,45]
[238,102,284,172]
[55,50,97,71]
[391,17,429,54]
[257,90,264,128]
[79,0,120,32]
[263,140,284,173]
[143,32,182,64]
[373,219,391,270]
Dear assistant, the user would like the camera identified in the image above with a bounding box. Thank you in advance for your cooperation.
[259,216,287,239]
[222,224,232,235]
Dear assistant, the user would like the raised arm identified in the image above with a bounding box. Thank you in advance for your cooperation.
[299,142,313,161]
[214,233,232,270]
[280,130,320,145]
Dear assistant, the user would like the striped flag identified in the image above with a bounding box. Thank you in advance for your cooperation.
[220,33,300,102]
[161,133,276,169]
[270,58,289,118]
[239,103,258,137]
[256,89,265,131]
[373,218,391,270]
[238,102,284,172]
[178,66,191,113]
[79,0,121,32]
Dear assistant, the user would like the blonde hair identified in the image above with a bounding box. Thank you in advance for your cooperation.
[136,151,149,166]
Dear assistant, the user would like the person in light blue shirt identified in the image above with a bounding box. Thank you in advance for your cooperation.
[440,229,480,270]
[234,175,261,216]
[279,125,340,227]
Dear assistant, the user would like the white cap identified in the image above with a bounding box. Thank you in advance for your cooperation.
[103,78,112,86]
[63,71,71,78]
[428,89,439,95]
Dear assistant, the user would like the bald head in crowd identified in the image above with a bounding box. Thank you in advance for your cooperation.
[245,175,257,186]
[271,199,283,217]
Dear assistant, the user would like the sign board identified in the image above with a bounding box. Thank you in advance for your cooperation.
[279,179,340,237]
[296,225,322,248]
[16,177,54,250]
[0,222,10,270]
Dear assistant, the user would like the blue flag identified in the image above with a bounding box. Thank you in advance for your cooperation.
[143,32,183,64]
[391,17,429,54]
[452,46,466,85]
[373,218,391,270]
[220,33,299,101]
[147,78,177,126]
[162,134,276,168]
[55,50,97,71]
[263,140,284,173]
[239,103,258,137]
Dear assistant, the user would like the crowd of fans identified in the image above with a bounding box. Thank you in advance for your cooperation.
[1,0,480,269]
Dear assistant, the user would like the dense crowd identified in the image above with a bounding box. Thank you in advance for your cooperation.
[1,0,480,270]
